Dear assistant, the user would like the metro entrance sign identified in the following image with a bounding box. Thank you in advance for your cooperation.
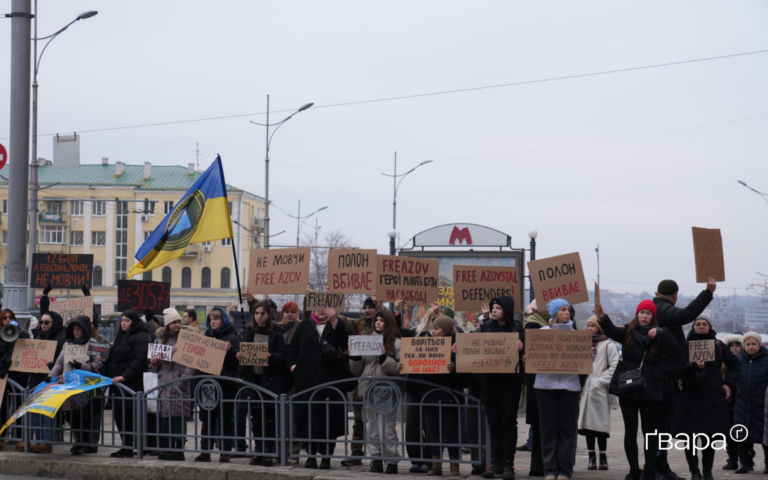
[412,223,511,248]
[0,143,7,170]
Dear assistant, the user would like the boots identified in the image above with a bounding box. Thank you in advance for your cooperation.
[502,460,515,479]
[599,452,608,470]
[482,458,502,478]
[449,457,460,477]
[371,459,384,473]
[587,451,596,470]
[428,456,443,476]
[16,441,26,452]
[164,440,185,461]
[735,450,755,474]
[624,468,642,480]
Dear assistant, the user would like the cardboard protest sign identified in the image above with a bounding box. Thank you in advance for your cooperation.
[349,335,385,356]
[64,344,89,364]
[327,249,377,293]
[305,291,346,312]
[148,344,173,362]
[525,329,593,374]
[528,252,589,307]
[455,333,519,373]
[452,266,522,313]
[692,227,725,283]
[239,343,268,367]
[172,329,227,375]
[689,339,716,362]
[10,339,57,374]
[400,337,451,374]
[88,340,110,360]
[376,255,439,306]
[117,280,171,312]
[50,296,94,325]
[31,253,94,289]
[0,376,6,413]
[248,247,311,295]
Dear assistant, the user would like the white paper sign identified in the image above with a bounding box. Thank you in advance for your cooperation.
[349,335,385,356]
[148,343,173,362]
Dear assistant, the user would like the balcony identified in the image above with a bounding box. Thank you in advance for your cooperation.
[181,244,199,257]
[39,212,64,223]
[252,218,265,232]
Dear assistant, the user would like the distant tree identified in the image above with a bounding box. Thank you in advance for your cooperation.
[301,229,358,291]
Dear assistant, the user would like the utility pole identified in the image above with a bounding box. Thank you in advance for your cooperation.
[6,0,33,320]
[196,143,199,171]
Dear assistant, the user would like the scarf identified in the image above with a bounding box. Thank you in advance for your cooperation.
[592,334,607,344]
[311,312,329,325]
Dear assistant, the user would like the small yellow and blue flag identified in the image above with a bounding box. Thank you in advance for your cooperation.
[128,156,233,277]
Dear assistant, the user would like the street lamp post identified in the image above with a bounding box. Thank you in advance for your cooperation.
[381,152,432,253]
[738,180,768,207]
[250,97,313,250]
[287,200,327,247]
[528,230,538,301]
[27,6,98,309]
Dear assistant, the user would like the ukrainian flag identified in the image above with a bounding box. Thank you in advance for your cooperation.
[128,156,233,277]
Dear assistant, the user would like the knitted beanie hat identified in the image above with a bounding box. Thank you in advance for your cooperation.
[635,299,657,316]
[432,316,455,335]
[547,298,570,319]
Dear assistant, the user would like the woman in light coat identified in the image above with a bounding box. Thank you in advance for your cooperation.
[350,309,402,474]
[577,316,619,471]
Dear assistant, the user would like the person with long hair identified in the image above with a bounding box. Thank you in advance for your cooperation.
[104,309,151,458]
[148,309,195,461]
[598,300,685,480]
[280,301,300,344]
[733,332,768,473]
[28,309,65,454]
[88,316,110,453]
[721,333,744,470]
[350,309,402,474]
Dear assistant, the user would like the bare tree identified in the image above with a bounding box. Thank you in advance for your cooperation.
[301,229,357,290]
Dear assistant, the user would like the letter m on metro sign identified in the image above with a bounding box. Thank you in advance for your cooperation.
[449,227,473,245]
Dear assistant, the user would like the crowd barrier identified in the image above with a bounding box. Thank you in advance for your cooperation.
[3,376,491,467]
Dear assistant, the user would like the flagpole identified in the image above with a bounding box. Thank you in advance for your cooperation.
[230,236,245,314]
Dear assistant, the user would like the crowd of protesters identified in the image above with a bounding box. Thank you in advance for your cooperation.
[0,276,764,480]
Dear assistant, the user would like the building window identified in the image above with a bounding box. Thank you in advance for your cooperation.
[201,267,211,288]
[228,201,233,217]
[70,231,84,246]
[2,200,6,214]
[92,201,106,216]
[47,201,62,214]
[143,199,156,214]
[93,266,103,287]
[1,231,6,245]
[144,231,151,241]
[70,201,84,216]
[115,201,128,283]
[143,270,152,281]
[181,267,191,289]
[39,225,65,244]
[221,267,231,289]
[91,231,106,246]
[162,267,172,285]
[163,201,174,215]
[221,238,232,247]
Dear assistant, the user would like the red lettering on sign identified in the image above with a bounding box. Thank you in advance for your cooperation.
[449,227,472,245]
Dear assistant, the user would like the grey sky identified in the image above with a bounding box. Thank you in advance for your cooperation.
[2,1,767,297]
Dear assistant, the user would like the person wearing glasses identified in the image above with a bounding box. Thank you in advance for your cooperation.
[0,309,31,451]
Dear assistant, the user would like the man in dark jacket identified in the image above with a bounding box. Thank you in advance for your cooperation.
[653,277,716,480]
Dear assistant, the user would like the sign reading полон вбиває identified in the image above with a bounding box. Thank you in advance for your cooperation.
[527,252,589,306]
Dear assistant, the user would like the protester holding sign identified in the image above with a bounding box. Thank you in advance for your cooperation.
[48,315,103,455]
[671,316,740,479]
[279,302,300,343]
[577,316,619,472]
[732,332,768,474]
[721,333,744,470]
[350,309,402,474]
[0,308,31,452]
[104,309,151,458]
[194,308,240,463]
[288,307,350,470]
[477,296,524,480]
[522,299,550,477]
[148,309,196,461]
[236,300,289,466]
[598,300,685,480]
[89,317,110,451]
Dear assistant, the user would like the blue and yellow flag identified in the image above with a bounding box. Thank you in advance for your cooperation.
[0,370,112,436]
[128,156,233,277]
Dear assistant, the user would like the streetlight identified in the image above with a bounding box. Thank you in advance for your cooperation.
[27,3,98,308]
[286,200,327,247]
[250,96,313,250]
[528,230,538,301]
[381,153,432,231]
[387,229,397,256]
[737,180,768,206]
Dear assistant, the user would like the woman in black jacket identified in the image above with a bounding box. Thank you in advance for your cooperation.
[28,310,65,454]
[236,300,289,466]
[733,332,768,473]
[671,316,740,480]
[599,300,685,480]
[106,309,151,458]
[288,307,349,471]
[0,308,31,452]
[194,308,240,464]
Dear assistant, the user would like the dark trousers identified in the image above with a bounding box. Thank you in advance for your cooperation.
[250,404,277,454]
[655,375,677,473]
[483,381,521,464]
[530,422,544,473]
[685,444,716,475]
[619,396,659,473]
[738,442,768,467]
[537,389,580,478]
[405,390,432,465]
[71,405,93,445]
[466,384,485,467]
[112,396,135,448]
[584,431,608,451]
[725,409,738,464]
[146,412,159,450]
[425,401,460,459]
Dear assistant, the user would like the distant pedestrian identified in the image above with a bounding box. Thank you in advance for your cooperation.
[721,333,744,470]
[733,332,768,474]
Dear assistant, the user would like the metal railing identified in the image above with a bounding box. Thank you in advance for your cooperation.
[3,376,489,467]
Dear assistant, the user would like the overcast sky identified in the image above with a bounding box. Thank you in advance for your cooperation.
[1,1,767,297]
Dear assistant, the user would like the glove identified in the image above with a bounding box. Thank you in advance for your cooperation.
[446,362,455,373]
[378,353,388,365]
[82,284,90,297]
[69,361,82,370]
[43,284,52,296]
[46,361,55,370]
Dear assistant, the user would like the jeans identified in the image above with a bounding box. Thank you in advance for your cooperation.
[31,413,56,446]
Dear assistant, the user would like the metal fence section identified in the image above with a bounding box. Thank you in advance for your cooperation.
[4,376,489,467]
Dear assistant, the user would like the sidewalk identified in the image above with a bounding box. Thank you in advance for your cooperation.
[0,408,751,479]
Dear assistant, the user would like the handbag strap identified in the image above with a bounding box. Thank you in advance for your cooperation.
[638,351,646,370]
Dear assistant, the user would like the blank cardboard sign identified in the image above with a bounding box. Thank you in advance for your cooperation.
[692,227,725,283]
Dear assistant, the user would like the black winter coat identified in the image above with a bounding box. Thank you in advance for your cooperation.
[287,318,350,394]
[200,323,241,395]
[29,311,66,389]
[654,290,713,349]
[599,315,685,403]
[671,331,740,437]
[479,296,525,389]
[422,334,469,404]
[0,328,31,390]
[525,321,543,425]
[106,319,151,393]
[240,324,291,394]
[734,346,768,443]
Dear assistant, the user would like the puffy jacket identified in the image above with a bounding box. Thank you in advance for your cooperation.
[350,336,401,395]
[734,346,768,443]
[653,290,713,349]
[106,313,151,392]
[148,325,196,419]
